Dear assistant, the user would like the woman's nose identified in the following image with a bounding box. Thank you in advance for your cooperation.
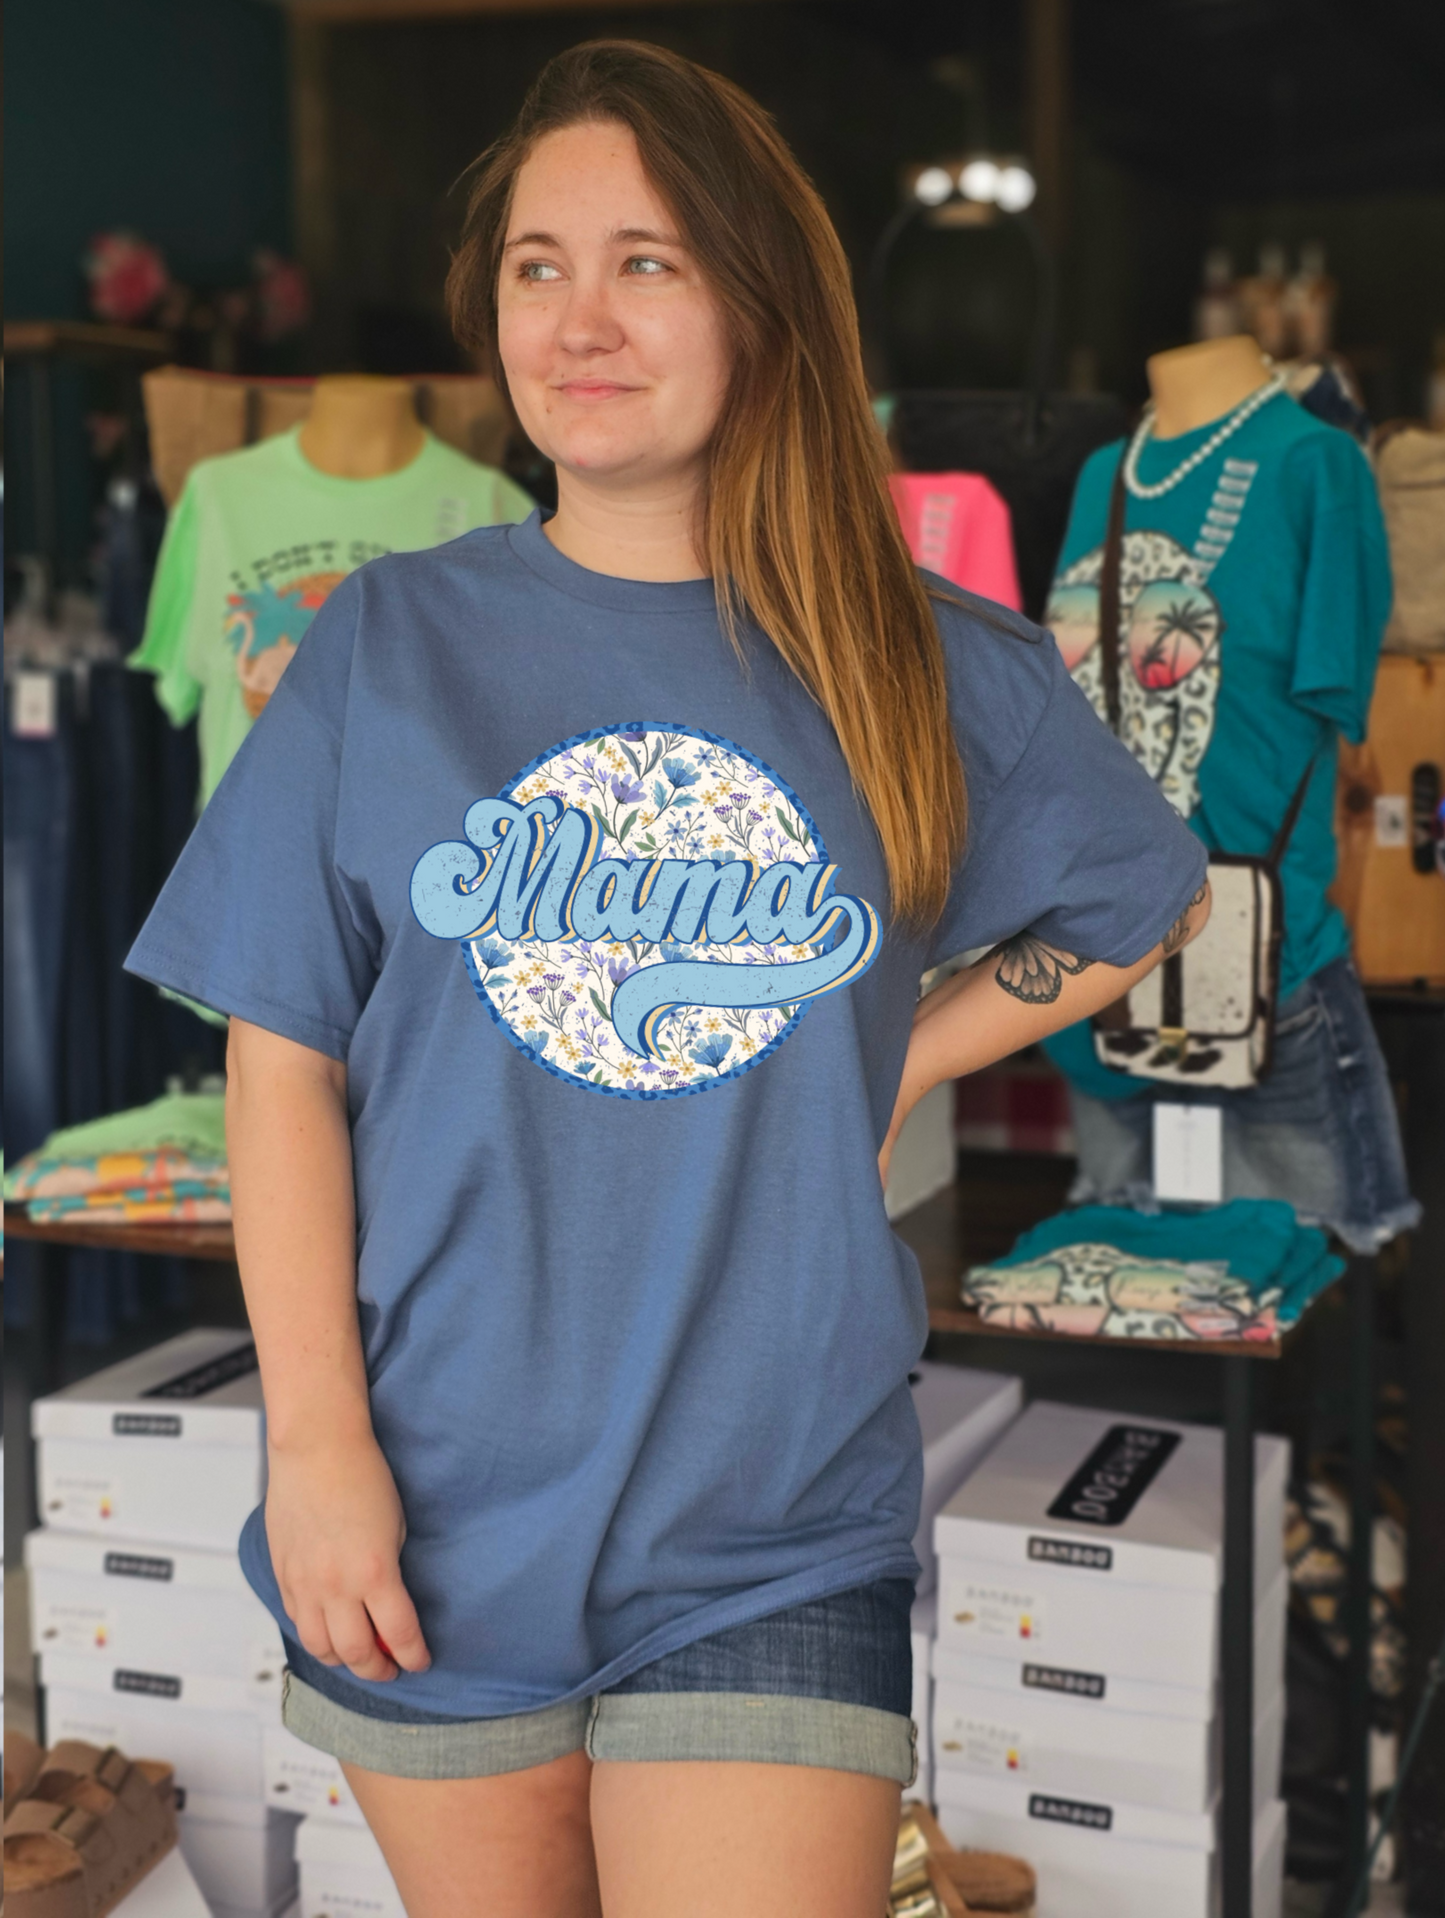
[555,278,625,357]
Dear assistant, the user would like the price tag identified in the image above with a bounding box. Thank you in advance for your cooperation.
[1374,795,1408,849]
[12,671,57,738]
[1153,1103,1223,1204]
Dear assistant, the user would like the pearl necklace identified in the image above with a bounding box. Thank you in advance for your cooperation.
[1123,371,1288,500]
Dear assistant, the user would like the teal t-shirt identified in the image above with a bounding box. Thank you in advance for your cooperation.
[1041,393,1391,1099]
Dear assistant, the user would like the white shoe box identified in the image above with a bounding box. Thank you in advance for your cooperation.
[110,1844,213,1918]
[297,1815,405,1918]
[909,1362,1022,1598]
[33,1330,265,1552]
[935,1402,1288,1690]
[910,1591,936,1809]
[42,1651,280,1802]
[931,1565,1287,1815]
[177,1791,300,1914]
[264,1724,367,1827]
[26,1527,284,1679]
[934,1773,1285,1918]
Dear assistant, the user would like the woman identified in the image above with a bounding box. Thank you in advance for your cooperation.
[126,41,1209,1918]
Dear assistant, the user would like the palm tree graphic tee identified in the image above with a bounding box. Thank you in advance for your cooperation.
[1041,399,1390,1099]
[124,512,1203,1715]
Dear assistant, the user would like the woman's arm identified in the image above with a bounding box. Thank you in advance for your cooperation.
[879,882,1212,1185]
[226,1016,430,1682]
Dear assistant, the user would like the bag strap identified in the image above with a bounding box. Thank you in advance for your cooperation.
[1098,452,1128,734]
[1266,743,1325,870]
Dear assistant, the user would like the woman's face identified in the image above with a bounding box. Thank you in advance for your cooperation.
[496,122,732,493]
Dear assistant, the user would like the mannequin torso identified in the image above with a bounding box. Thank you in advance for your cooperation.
[1145,336,1274,439]
[298,375,427,479]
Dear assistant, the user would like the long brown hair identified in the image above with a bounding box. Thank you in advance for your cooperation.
[446,40,965,927]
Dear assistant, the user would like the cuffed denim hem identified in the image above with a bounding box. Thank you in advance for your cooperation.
[585,1691,918,1785]
[280,1668,590,1780]
[280,1669,917,1785]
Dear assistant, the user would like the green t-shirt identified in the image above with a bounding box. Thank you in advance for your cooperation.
[131,427,534,807]
[1040,394,1391,1100]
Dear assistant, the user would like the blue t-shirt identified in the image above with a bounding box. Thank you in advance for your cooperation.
[123,510,1205,1716]
[1041,394,1391,1101]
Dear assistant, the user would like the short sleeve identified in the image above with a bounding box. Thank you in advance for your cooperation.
[123,577,378,1061]
[1287,432,1393,744]
[129,476,203,725]
[926,620,1209,971]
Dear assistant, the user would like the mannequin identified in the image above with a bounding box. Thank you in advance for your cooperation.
[1145,335,1274,439]
[298,375,427,480]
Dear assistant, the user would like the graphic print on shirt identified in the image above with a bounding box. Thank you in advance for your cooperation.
[410,724,882,1099]
[223,538,388,718]
[1044,458,1260,818]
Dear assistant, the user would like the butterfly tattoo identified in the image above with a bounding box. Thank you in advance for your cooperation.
[1161,884,1209,956]
[988,934,1097,1005]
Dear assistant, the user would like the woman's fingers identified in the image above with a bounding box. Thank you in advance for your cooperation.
[293,1601,342,1667]
[366,1577,432,1674]
[326,1597,397,1682]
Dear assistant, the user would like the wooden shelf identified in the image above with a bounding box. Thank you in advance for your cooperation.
[4,1206,236,1263]
[4,320,174,361]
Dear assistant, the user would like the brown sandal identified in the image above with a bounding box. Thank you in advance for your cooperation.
[2,1741,177,1918]
[4,1730,45,1806]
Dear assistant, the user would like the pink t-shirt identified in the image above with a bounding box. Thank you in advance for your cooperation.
[888,472,1023,611]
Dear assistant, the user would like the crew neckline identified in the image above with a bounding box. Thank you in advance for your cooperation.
[284,424,440,493]
[507,510,719,614]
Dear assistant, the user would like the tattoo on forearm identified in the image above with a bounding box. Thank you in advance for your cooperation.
[988,933,1097,1005]
[1161,884,1208,956]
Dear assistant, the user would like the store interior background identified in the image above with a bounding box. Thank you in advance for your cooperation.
[5,0,1445,1911]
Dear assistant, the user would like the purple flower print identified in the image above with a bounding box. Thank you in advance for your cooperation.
[607,956,638,987]
[611,774,645,806]
[527,986,545,1000]
[543,971,564,985]
[730,791,748,807]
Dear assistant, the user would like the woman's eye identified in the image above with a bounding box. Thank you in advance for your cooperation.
[519,261,562,283]
[624,256,671,277]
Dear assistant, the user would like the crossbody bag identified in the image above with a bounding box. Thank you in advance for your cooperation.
[1090,457,1318,1090]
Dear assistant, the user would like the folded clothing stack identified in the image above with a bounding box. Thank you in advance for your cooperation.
[961,1199,1343,1343]
[5,1093,229,1224]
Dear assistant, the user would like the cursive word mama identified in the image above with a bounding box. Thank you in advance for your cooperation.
[411,795,880,1060]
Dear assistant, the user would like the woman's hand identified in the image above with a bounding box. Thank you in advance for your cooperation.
[878,883,1212,1185]
[267,1427,431,1683]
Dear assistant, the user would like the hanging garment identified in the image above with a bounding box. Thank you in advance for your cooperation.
[887,472,1022,609]
[130,427,534,806]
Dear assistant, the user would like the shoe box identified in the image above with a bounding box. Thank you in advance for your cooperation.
[296,1815,406,1918]
[41,1650,280,1800]
[25,1527,284,1680]
[934,1774,1285,1918]
[933,1402,1289,1690]
[176,1791,302,1915]
[930,1564,1287,1816]
[32,1329,265,1552]
[909,1362,1022,1598]
[264,1724,367,1827]
[910,1590,936,1809]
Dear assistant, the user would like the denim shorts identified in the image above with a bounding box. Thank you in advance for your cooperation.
[279,1578,917,1784]
[1066,956,1420,1254]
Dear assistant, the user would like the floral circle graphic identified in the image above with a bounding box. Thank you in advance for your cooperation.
[457,724,835,1099]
